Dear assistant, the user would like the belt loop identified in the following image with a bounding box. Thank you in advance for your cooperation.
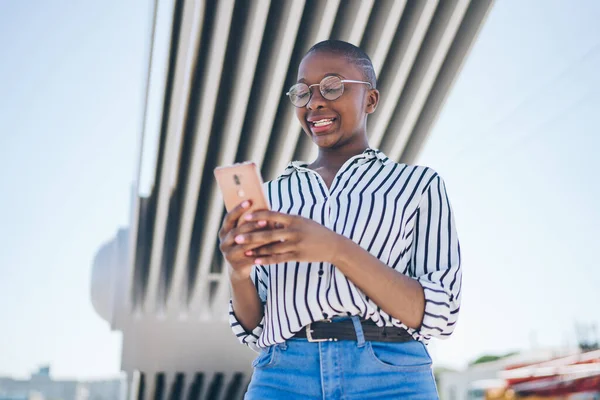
[351,316,366,348]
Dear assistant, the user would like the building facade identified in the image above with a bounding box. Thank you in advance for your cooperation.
[91,0,495,398]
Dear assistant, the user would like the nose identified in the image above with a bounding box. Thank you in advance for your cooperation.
[306,86,327,110]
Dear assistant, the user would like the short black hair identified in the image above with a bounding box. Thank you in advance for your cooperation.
[305,40,377,89]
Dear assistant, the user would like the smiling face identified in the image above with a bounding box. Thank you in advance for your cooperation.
[295,51,379,151]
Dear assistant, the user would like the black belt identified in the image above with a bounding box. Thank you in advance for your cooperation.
[293,318,414,343]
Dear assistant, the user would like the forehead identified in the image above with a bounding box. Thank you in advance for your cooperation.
[297,51,363,82]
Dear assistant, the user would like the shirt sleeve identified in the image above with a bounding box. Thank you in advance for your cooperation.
[411,174,462,339]
[228,265,269,352]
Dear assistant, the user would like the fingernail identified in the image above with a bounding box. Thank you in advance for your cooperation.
[254,258,262,264]
[244,214,253,221]
[241,201,250,208]
[235,235,245,243]
[258,220,267,227]
[245,250,253,256]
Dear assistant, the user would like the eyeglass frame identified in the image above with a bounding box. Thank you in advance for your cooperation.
[286,76,372,108]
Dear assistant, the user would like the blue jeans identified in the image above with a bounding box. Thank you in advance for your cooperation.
[245,316,439,399]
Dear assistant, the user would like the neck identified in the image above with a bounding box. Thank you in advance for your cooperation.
[311,137,370,171]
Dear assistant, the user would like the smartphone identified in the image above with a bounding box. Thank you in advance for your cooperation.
[214,161,270,224]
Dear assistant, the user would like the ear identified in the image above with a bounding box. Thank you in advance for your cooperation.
[365,88,380,114]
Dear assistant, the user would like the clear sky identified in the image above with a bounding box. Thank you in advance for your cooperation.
[1,0,599,379]
[0,1,152,379]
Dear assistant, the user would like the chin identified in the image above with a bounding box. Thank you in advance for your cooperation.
[312,136,344,150]
[303,125,349,150]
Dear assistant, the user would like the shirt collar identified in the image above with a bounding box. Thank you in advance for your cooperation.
[279,148,392,179]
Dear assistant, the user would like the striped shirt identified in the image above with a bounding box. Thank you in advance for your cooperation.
[229,148,461,351]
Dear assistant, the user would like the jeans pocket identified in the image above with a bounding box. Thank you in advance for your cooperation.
[366,341,432,371]
[251,345,278,369]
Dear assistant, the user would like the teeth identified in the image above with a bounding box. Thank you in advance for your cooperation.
[313,118,334,127]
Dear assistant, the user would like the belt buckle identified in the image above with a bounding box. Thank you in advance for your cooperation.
[306,319,335,343]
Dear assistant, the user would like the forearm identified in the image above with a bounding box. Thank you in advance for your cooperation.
[331,235,425,329]
[229,268,264,332]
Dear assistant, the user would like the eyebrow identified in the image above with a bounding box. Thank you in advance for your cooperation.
[297,72,345,84]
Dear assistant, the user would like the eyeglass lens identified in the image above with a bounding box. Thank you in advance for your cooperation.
[288,76,344,107]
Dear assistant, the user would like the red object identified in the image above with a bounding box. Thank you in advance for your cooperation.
[500,350,600,396]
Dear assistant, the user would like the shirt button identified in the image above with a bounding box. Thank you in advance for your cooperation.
[318,270,324,276]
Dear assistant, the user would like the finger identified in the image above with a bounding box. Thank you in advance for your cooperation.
[244,241,294,257]
[254,252,296,266]
[243,210,294,226]
[235,219,269,235]
[233,229,293,247]
[264,221,282,230]
[220,200,252,238]
[222,220,269,251]
[224,237,271,258]
[223,244,264,269]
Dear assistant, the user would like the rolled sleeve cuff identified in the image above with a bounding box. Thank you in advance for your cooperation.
[229,300,264,352]
[417,279,459,340]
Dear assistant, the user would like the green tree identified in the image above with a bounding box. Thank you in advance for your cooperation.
[470,351,518,366]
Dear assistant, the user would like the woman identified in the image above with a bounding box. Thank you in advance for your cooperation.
[219,40,461,399]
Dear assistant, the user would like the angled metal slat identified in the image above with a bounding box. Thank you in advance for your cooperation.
[268,0,342,181]
[184,0,272,315]
[125,0,161,312]
[159,372,175,400]
[142,373,155,400]
[386,0,471,161]
[346,0,375,46]
[167,372,185,400]
[154,0,234,315]
[128,371,142,400]
[368,0,408,76]
[212,0,352,312]
[128,0,177,313]
[314,0,343,43]
[168,0,271,314]
[401,0,495,164]
[245,1,306,170]
[369,0,440,151]
[151,373,166,400]
[143,0,206,314]
[182,373,204,400]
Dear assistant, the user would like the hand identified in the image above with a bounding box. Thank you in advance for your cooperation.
[237,211,342,265]
[218,200,270,280]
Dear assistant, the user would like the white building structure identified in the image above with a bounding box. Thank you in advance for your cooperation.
[90,0,494,398]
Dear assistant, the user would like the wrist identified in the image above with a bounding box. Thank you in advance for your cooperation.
[228,265,252,285]
[328,233,352,265]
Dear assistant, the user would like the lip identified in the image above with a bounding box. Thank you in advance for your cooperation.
[307,114,337,123]
[308,118,337,135]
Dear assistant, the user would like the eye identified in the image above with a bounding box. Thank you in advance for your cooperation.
[289,84,309,100]
[320,76,343,96]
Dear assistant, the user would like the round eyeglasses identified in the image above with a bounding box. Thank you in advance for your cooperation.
[286,75,371,108]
